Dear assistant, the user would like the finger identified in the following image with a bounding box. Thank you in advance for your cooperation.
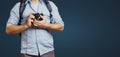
[30,13,34,15]
[34,24,38,26]
[40,15,44,19]
[34,22,41,26]
[30,16,35,20]
[33,20,39,24]
[29,13,35,17]
[36,21,41,24]
[31,20,34,22]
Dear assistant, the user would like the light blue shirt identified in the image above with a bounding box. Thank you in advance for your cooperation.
[6,0,64,56]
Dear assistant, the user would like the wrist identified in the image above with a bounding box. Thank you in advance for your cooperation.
[24,24,29,29]
[44,23,50,29]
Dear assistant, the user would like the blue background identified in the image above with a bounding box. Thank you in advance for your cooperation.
[0,0,120,57]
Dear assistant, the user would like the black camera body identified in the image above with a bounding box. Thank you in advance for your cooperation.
[33,13,43,21]
[31,13,44,29]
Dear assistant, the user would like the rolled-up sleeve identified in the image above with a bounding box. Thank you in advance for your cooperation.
[6,3,20,27]
[49,1,64,26]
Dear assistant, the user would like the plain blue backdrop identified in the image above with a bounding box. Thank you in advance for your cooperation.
[0,0,120,57]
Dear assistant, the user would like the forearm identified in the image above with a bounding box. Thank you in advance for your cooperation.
[6,24,28,34]
[45,23,64,32]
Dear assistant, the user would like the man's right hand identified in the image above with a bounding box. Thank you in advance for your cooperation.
[25,13,35,28]
[6,13,35,34]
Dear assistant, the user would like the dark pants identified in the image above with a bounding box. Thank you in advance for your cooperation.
[21,51,55,57]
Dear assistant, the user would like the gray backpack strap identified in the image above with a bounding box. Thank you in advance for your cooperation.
[18,0,27,25]
[44,0,52,23]
[18,0,27,36]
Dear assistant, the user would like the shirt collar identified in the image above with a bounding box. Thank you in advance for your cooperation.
[25,0,43,4]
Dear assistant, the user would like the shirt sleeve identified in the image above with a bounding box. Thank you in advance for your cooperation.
[49,1,64,26]
[6,2,20,27]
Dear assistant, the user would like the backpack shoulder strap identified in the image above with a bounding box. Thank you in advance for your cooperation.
[18,0,27,25]
[18,0,27,36]
[44,0,52,19]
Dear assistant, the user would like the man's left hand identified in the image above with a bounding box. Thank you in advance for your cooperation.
[33,15,47,28]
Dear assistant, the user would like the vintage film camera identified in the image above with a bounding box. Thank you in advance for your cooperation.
[33,13,43,21]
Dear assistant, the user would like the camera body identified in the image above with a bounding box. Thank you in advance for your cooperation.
[33,13,43,21]
[32,13,44,29]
